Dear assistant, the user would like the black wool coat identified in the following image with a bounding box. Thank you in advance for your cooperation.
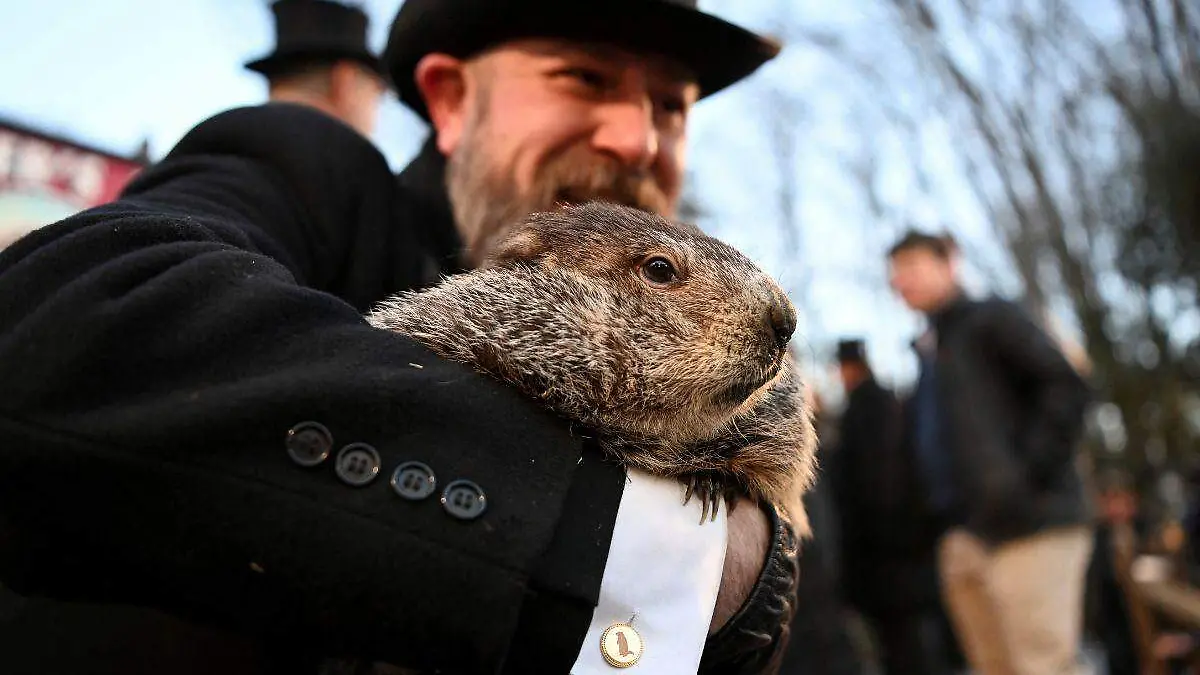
[0,103,630,675]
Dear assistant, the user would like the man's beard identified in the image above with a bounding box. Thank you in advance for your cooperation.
[446,125,671,267]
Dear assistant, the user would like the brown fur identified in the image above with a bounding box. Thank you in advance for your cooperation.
[366,201,816,531]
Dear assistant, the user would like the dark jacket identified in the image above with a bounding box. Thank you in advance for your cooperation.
[829,377,942,618]
[0,103,679,674]
[921,295,1093,544]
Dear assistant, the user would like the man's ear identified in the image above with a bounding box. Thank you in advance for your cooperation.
[414,53,469,155]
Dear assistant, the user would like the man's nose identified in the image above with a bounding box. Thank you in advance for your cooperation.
[591,100,659,171]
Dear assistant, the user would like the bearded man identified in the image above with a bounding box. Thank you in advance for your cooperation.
[0,1,800,674]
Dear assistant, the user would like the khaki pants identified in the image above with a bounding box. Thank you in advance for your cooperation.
[938,526,1094,675]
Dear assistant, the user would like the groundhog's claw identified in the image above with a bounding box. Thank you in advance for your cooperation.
[683,473,731,525]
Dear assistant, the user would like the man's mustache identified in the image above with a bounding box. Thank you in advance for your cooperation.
[531,152,670,216]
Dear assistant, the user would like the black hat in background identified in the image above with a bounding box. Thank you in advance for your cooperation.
[245,0,389,82]
[383,0,783,121]
[836,339,868,365]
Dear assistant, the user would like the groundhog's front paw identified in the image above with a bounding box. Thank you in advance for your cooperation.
[682,473,740,525]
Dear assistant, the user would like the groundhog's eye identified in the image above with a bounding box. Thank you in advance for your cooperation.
[640,257,679,287]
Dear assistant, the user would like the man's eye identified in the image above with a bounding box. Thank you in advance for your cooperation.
[559,68,608,89]
[658,96,686,114]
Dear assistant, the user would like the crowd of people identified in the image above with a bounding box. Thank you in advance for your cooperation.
[780,229,1200,675]
[2,1,1181,674]
[778,231,1101,674]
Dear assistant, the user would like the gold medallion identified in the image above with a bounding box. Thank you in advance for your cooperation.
[600,622,643,668]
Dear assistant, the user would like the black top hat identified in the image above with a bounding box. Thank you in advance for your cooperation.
[836,339,868,364]
[383,0,783,121]
[245,0,388,82]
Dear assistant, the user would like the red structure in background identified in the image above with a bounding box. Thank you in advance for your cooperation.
[0,118,148,249]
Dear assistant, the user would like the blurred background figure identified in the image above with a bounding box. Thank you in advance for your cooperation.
[888,230,1095,675]
[778,372,872,675]
[245,0,389,138]
[777,476,874,675]
[1085,472,1145,675]
[825,338,953,675]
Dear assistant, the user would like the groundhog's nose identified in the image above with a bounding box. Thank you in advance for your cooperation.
[766,297,797,351]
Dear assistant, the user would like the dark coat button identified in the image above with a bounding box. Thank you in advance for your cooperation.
[441,480,487,520]
[335,443,381,487]
[390,461,437,501]
[286,421,333,467]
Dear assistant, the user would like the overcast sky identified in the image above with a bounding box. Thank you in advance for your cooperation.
[1,0,1033,402]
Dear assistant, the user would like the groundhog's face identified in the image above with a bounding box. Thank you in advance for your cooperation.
[484,201,798,438]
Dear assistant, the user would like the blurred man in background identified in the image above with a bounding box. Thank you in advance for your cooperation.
[778,356,871,675]
[1084,472,1143,675]
[827,338,951,675]
[245,0,389,138]
[888,230,1095,675]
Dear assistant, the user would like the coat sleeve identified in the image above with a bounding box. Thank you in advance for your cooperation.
[0,104,624,672]
[978,300,1093,482]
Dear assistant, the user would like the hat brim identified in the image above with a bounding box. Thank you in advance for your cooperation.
[245,46,391,85]
[384,0,781,121]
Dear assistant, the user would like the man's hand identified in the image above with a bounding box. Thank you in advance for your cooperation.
[710,497,770,633]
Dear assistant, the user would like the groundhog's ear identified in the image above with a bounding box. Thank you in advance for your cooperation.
[481,226,551,269]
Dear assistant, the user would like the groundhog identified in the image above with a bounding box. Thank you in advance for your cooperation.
[366,201,816,530]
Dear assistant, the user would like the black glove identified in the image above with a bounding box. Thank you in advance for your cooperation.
[698,504,800,675]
